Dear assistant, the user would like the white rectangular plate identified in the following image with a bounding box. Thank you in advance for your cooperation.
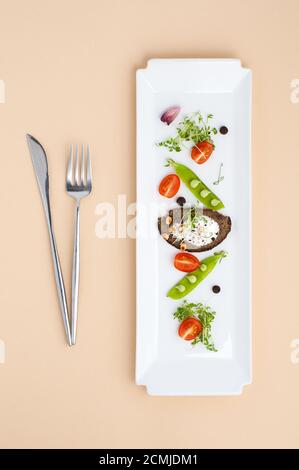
[136,59,251,395]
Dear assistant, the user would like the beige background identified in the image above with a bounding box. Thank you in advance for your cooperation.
[0,0,298,449]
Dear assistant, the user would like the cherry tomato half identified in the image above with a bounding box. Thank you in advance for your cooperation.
[159,174,180,198]
[174,253,200,273]
[191,140,214,164]
[178,317,203,341]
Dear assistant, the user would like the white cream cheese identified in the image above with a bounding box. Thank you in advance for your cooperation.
[171,215,219,248]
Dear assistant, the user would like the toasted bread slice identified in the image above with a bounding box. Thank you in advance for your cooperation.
[158,207,231,252]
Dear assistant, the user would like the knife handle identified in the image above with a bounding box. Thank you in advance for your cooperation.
[48,221,72,346]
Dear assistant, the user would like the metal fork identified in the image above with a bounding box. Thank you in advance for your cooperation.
[66,144,92,345]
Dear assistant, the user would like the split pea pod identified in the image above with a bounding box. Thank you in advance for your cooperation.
[166,158,224,210]
[167,251,227,300]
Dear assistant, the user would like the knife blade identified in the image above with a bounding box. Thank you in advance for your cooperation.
[27,134,72,346]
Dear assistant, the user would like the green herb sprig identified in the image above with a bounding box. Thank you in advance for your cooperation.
[182,203,205,231]
[174,300,218,352]
[157,112,217,152]
[213,162,224,185]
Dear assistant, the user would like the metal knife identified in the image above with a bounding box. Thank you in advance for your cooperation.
[26,134,72,346]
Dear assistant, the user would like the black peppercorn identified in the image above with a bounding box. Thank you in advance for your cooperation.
[219,126,228,135]
[176,196,186,206]
[212,285,221,294]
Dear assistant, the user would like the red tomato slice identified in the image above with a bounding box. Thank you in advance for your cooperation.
[191,140,214,164]
[174,253,200,273]
[159,174,180,198]
[178,317,203,341]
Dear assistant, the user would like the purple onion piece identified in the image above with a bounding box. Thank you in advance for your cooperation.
[160,106,181,125]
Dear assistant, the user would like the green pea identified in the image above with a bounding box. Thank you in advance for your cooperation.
[200,189,210,198]
[167,251,227,300]
[186,275,197,284]
[190,179,200,189]
[167,159,224,211]
[211,199,220,207]
[200,264,207,272]
[175,285,186,293]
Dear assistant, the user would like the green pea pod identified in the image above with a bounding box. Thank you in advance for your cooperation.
[167,251,227,300]
[167,158,224,210]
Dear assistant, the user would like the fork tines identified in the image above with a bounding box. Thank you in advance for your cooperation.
[67,144,92,191]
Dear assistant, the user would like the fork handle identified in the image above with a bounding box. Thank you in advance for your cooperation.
[71,201,80,345]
